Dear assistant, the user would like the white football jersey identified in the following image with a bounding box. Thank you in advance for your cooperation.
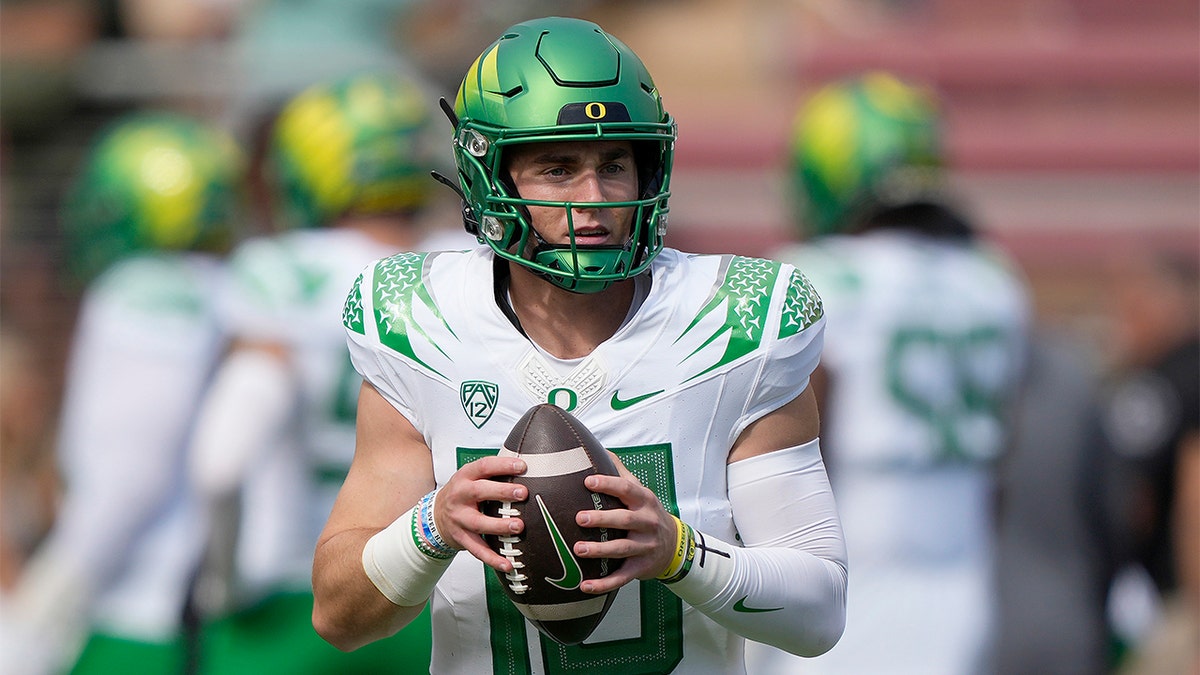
[345,247,825,675]
[52,253,226,640]
[749,230,1030,675]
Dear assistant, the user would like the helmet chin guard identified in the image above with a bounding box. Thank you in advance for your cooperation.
[448,16,675,293]
[531,244,633,294]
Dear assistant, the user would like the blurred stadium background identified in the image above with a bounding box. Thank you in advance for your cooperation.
[0,0,1196,622]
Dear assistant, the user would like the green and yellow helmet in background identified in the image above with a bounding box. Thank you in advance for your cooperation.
[268,70,434,229]
[451,16,676,294]
[61,111,245,284]
[790,72,944,238]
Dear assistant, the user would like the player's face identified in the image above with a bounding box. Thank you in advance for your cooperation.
[505,140,638,248]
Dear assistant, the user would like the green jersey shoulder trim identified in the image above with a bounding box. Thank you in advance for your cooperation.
[342,273,366,335]
[366,251,457,380]
[676,255,781,380]
[779,268,823,339]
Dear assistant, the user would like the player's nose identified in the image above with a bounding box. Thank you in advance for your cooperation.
[571,170,607,207]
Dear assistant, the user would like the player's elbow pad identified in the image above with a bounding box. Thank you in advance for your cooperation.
[664,439,848,656]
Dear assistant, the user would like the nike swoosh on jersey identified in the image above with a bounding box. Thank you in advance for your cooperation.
[537,495,584,591]
[733,596,783,613]
[610,389,665,410]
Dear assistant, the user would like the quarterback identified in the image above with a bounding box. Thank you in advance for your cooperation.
[311,17,847,674]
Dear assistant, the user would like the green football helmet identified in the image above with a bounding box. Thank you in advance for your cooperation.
[790,72,944,237]
[268,70,434,229]
[61,112,245,284]
[450,16,676,294]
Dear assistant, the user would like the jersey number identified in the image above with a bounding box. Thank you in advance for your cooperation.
[457,444,684,675]
[885,325,1011,462]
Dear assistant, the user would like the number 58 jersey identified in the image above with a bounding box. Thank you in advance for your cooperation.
[344,247,825,674]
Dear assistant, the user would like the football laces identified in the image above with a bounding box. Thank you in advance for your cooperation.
[496,501,528,593]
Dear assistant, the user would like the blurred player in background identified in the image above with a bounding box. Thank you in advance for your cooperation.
[1100,250,1199,675]
[187,69,471,675]
[0,112,245,675]
[746,72,1031,675]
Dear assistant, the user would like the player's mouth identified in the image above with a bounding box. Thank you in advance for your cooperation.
[571,226,612,246]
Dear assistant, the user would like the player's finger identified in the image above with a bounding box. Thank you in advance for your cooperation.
[459,533,516,572]
[572,533,648,560]
[579,566,645,594]
[455,479,526,505]
[575,505,640,531]
[454,508,524,538]
[459,455,527,480]
[585,473,650,506]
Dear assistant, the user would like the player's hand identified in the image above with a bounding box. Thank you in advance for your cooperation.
[433,456,528,572]
[571,451,677,593]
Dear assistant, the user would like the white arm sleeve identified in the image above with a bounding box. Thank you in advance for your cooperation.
[189,348,296,498]
[664,439,847,656]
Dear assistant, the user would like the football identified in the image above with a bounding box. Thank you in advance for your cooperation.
[483,403,626,645]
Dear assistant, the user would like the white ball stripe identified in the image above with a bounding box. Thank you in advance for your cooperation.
[497,446,594,477]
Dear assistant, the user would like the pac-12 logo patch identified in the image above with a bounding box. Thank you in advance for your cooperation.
[460,380,499,428]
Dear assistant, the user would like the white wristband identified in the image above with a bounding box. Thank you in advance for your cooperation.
[361,498,457,607]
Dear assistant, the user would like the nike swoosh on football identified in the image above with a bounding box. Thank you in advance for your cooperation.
[733,596,783,613]
[610,389,665,410]
[537,494,584,591]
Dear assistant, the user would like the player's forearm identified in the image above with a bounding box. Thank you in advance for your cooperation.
[662,439,848,655]
[311,528,426,651]
[189,347,296,497]
[663,531,847,656]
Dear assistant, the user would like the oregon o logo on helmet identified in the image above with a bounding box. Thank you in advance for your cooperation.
[585,102,607,120]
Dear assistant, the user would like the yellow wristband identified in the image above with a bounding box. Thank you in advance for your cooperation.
[656,516,690,581]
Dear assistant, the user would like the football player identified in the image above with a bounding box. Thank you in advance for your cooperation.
[746,72,1032,674]
[311,16,848,674]
[187,69,471,674]
[0,112,244,675]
